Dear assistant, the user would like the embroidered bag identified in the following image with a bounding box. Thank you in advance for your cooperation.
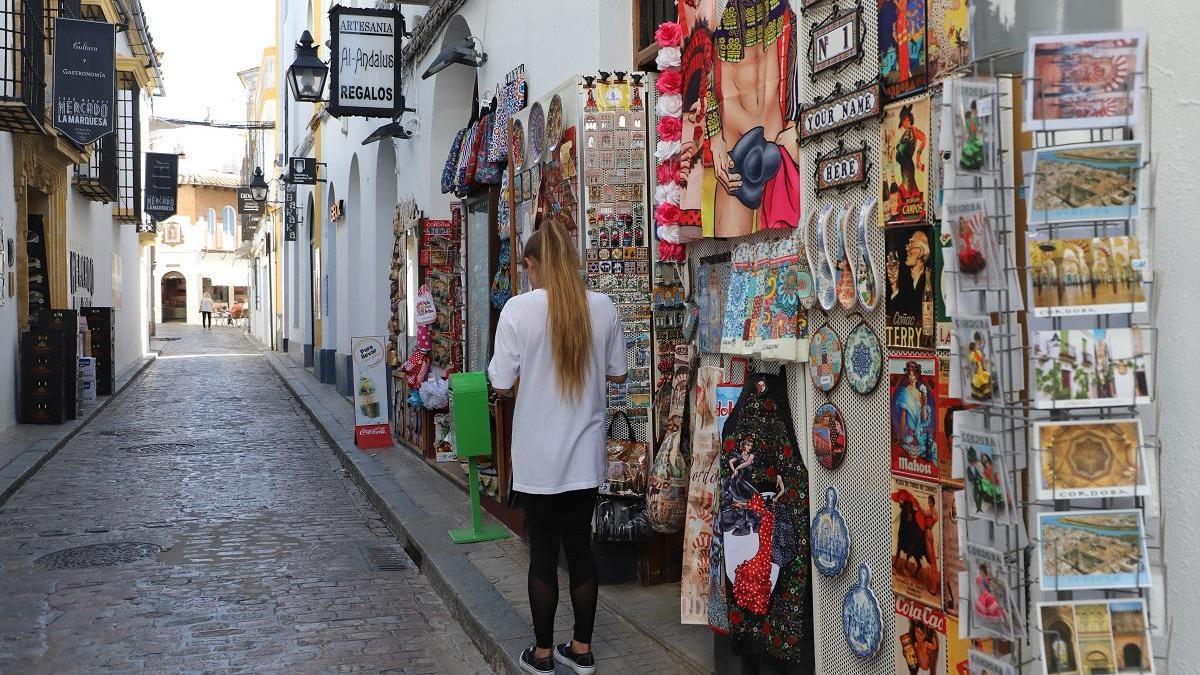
[441,128,467,195]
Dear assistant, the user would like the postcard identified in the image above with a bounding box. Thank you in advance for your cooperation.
[1032,419,1148,500]
[1032,328,1153,409]
[928,0,970,80]
[941,485,964,617]
[1029,235,1147,317]
[948,79,999,176]
[1029,141,1143,225]
[891,476,942,607]
[1038,509,1151,591]
[954,315,1000,404]
[1025,31,1146,131]
[945,198,1004,292]
[1038,599,1154,674]
[891,355,939,480]
[964,542,1019,640]
[893,594,947,675]
[953,425,1015,523]
[969,650,1016,675]
[882,97,932,226]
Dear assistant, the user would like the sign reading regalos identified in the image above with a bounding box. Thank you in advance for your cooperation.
[53,18,116,146]
[352,336,393,449]
[329,6,402,118]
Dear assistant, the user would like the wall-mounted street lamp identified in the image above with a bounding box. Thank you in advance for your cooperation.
[250,167,270,203]
[287,30,330,103]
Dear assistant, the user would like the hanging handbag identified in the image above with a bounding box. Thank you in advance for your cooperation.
[440,128,467,195]
[595,496,653,542]
[600,412,649,498]
[646,347,694,534]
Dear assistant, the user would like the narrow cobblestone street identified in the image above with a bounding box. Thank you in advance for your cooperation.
[0,325,493,674]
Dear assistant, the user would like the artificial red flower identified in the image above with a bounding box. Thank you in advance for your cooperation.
[724,439,736,451]
[783,445,793,458]
[656,70,683,95]
[767,466,777,479]
[729,609,744,625]
[658,241,686,262]
[655,203,681,225]
[656,159,680,185]
[764,399,775,412]
[657,116,683,142]
[655,22,683,48]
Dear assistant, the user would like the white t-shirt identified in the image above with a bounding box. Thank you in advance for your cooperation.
[487,289,627,494]
[200,298,214,312]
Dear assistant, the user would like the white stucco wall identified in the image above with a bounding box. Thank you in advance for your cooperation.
[0,132,19,431]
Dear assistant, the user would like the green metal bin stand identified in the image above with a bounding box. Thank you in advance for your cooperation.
[448,372,510,544]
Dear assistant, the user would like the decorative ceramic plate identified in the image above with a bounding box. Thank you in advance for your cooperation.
[812,402,848,471]
[546,95,564,155]
[527,101,545,162]
[811,486,851,576]
[842,564,883,658]
[843,320,883,395]
[510,119,525,170]
[808,324,844,393]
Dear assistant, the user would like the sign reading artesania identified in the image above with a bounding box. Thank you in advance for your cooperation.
[329,6,402,118]
[144,153,179,222]
[53,18,116,146]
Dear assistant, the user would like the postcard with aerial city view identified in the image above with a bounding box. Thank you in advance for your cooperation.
[1038,509,1151,591]
[1029,141,1143,224]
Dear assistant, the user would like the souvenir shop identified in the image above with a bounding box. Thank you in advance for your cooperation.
[386,2,1164,672]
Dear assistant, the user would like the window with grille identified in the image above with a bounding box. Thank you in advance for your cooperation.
[0,0,47,134]
[44,0,81,53]
[634,0,674,70]
[73,126,118,202]
[115,71,142,225]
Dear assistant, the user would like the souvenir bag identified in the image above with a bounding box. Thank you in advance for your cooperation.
[595,496,653,542]
[646,349,693,534]
[440,128,467,195]
[497,167,512,239]
[713,369,813,665]
[413,284,437,326]
[490,240,513,309]
[759,238,807,362]
[707,357,747,632]
[720,242,752,355]
[473,113,504,186]
[488,68,527,162]
[682,365,724,624]
[461,121,486,195]
[453,124,475,195]
[600,412,649,498]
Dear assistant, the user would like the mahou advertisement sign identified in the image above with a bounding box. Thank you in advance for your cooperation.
[352,336,392,449]
[329,6,402,118]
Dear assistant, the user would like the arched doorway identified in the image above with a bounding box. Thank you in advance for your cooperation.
[161,272,187,322]
[1122,643,1143,669]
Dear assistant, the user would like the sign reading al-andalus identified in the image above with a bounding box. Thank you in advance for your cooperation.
[329,6,402,118]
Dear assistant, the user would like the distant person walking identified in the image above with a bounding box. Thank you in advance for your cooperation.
[200,293,214,329]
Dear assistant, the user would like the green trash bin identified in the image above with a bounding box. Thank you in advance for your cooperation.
[447,372,510,544]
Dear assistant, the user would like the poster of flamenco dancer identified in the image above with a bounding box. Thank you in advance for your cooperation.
[891,355,939,481]
[891,476,943,610]
[714,371,813,665]
[879,0,929,99]
[687,0,801,238]
[1025,31,1146,131]
[882,97,931,227]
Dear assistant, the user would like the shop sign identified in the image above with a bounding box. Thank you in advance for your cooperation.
[329,199,345,223]
[351,336,393,449]
[69,251,95,308]
[808,2,864,79]
[284,183,298,241]
[799,80,882,143]
[329,6,403,118]
[144,153,179,222]
[815,140,871,192]
[53,18,116,146]
[237,188,263,216]
[289,157,317,185]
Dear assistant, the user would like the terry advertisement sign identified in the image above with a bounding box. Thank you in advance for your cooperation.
[352,336,392,449]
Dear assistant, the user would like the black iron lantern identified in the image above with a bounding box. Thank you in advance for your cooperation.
[250,167,269,203]
[287,30,329,103]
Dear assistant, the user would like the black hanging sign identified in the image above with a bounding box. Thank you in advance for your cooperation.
[289,157,317,185]
[808,2,864,80]
[53,18,116,146]
[284,183,299,241]
[815,140,872,193]
[237,188,263,216]
[799,79,882,144]
[144,153,179,222]
[329,6,404,118]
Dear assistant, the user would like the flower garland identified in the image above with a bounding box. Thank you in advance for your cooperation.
[653,22,686,263]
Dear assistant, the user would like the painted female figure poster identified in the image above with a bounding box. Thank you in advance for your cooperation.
[705,0,802,237]
[891,355,939,481]
[879,0,929,99]
[928,0,969,80]
[882,97,931,227]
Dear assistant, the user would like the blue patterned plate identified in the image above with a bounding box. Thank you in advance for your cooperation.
[843,564,883,658]
[844,320,883,396]
[811,486,851,576]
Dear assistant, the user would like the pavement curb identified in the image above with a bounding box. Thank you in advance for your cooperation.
[0,353,158,508]
[264,350,527,675]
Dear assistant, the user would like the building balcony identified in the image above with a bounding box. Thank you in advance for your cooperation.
[0,0,48,134]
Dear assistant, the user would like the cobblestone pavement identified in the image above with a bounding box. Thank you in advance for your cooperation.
[0,325,493,674]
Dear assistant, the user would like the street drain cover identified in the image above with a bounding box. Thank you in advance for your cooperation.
[35,542,162,570]
[363,546,410,571]
[122,443,197,455]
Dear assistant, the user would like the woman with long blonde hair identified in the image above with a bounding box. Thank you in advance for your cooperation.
[488,217,627,675]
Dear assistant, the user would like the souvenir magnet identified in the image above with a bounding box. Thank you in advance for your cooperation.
[510,119,525,170]
[812,402,848,472]
[546,95,564,154]
[842,564,883,659]
[843,318,883,395]
[811,485,851,575]
[808,322,844,393]
[527,101,545,161]
[832,202,858,310]
[854,196,882,311]
[806,206,837,311]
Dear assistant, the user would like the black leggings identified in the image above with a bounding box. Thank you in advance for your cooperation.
[201,311,212,328]
[522,488,598,650]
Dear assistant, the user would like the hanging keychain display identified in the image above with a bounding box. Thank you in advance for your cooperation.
[811,486,851,575]
[832,201,859,310]
[808,316,844,393]
[806,205,838,311]
[853,195,883,312]
[843,313,883,395]
[812,401,848,471]
[842,563,884,658]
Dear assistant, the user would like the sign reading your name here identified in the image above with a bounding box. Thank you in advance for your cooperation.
[800,81,881,142]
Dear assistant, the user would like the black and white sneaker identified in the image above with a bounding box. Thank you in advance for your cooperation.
[554,643,597,675]
[519,646,555,674]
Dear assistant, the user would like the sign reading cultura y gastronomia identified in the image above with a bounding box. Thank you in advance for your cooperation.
[329,6,402,118]
[53,18,116,146]
[144,153,179,222]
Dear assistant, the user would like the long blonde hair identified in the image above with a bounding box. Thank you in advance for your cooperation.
[524,218,592,401]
